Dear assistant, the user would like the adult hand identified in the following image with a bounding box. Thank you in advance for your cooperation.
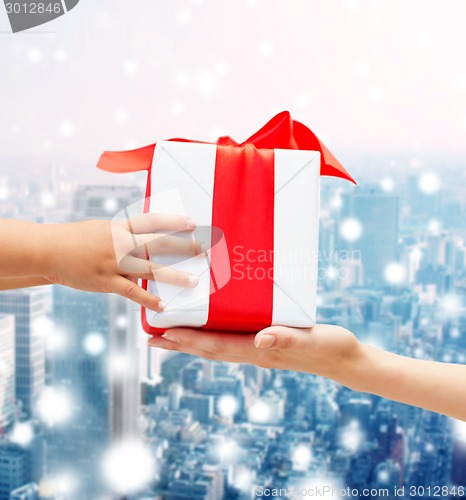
[148,324,362,383]
[148,324,466,421]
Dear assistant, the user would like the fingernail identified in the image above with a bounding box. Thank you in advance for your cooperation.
[161,333,180,343]
[188,275,199,287]
[158,300,167,311]
[148,336,161,346]
[255,334,276,348]
[187,218,197,230]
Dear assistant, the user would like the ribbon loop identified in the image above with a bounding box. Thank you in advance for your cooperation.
[96,111,356,184]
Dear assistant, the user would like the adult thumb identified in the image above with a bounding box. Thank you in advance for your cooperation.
[255,326,309,350]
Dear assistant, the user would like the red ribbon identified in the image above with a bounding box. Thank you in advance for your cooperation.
[205,144,275,332]
[97,111,356,184]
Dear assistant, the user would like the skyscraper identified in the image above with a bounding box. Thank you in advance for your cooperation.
[341,188,399,287]
[0,314,15,430]
[407,175,440,222]
[0,289,46,418]
[108,294,141,438]
[0,444,28,500]
[180,394,214,424]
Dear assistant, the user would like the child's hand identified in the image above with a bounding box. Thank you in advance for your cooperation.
[40,213,200,311]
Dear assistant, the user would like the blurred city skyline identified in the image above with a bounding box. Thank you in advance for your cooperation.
[2,168,466,497]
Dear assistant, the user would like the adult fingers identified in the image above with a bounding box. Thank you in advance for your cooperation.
[159,328,257,356]
[147,334,251,364]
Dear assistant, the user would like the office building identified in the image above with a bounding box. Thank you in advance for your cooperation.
[180,394,214,424]
[0,315,15,429]
[0,445,28,500]
[341,188,399,287]
[0,289,46,418]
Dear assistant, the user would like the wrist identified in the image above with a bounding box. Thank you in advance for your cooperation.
[31,223,60,277]
[338,342,395,394]
[333,341,374,391]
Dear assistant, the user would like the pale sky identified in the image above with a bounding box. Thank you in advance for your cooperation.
[1,0,466,180]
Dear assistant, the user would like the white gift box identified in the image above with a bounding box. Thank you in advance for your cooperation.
[143,141,321,332]
[96,111,355,334]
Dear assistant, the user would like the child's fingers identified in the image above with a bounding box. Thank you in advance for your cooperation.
[147,264,199,288]
[121,256,199,288]
[125,213,196,234]
[110,276,165,311]
[133,233,204,257]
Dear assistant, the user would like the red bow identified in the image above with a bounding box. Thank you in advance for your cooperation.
[97,111,356,185]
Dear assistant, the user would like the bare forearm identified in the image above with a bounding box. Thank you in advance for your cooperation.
[0,277,51,290]
[0,219,51,277]
[342,343,466,421]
